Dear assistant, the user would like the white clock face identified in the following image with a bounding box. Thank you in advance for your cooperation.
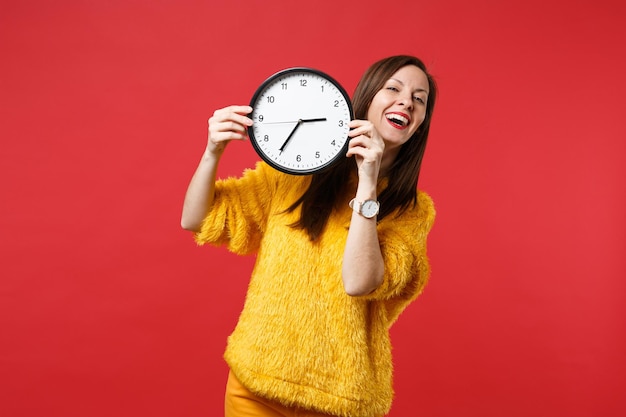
[249,68,353,175]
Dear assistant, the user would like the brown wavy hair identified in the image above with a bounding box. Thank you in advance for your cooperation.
[288,55,438,240]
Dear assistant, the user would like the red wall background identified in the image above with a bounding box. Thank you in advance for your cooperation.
[1,1,625,416]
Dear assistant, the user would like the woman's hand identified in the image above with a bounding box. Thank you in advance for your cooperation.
[343,119,385,296]
[207,105,253,156]
[181,105,252,232]
[347,120,384,184]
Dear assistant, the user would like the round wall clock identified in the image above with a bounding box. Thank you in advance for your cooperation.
[248,67,354,175]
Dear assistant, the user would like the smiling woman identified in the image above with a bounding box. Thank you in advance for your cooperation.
[181,55,438,417]
[366,64,430,166]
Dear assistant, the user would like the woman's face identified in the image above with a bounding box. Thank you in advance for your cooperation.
[366,65,430,152]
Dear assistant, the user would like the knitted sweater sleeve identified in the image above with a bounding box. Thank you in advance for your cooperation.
[194,162,275,255]
[362,191,436,325]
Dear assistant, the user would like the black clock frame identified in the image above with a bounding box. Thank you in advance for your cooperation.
[248,67,354,175]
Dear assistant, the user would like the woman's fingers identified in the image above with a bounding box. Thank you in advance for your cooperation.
[207,105,254,150]
[346,120,384,158]
[346,120,384,182]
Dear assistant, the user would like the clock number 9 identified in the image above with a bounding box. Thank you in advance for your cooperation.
[258,115,264,122]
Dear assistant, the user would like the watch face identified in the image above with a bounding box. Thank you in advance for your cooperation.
[361,200,380,218]
[248,67,354,175]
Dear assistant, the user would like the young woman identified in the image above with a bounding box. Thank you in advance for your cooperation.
[182,55,438,417]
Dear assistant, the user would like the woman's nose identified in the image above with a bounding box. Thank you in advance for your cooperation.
[398,93,413,110]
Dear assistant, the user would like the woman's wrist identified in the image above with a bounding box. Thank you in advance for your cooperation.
[203,144,224,161]
[354,180,377,200]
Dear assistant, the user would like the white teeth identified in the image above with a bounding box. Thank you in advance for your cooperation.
[386,113,409,126]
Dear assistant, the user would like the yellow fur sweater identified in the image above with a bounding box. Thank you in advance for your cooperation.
[195,161,435,417]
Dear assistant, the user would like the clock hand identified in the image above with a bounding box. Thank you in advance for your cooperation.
[277,118,327,153]
[278,119,303,154]
[263,118,327,125]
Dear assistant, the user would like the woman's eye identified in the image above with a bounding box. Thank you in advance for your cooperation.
[386,86,399,92]
[413,96,425,104]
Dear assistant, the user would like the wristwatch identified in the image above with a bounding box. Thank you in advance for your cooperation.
[349,198,380,219]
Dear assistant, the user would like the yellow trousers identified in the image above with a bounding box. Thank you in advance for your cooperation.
[224,370,336,417]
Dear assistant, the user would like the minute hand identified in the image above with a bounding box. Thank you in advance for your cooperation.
[277,118,327,153]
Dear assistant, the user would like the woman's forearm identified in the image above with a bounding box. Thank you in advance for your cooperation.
[181,149,221,232]
[341,182,384,296]
[181,105,253,232]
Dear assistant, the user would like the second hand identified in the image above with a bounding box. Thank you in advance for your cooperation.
[264,118,327,125]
